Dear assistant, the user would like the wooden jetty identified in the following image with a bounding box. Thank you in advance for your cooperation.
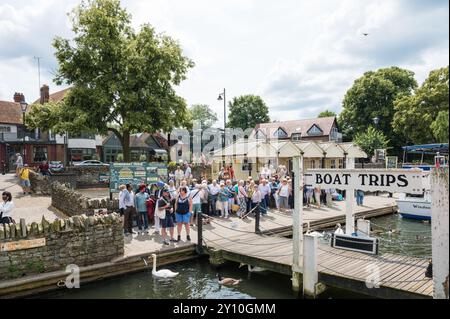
[202,226,433,299]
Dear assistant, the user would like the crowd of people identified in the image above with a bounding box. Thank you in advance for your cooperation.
[117,162,364,246]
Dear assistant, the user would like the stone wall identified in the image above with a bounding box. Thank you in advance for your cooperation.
[29,171,76,195]
[0,213,124,280]
[51,183,119,217]
[67,166,109,188]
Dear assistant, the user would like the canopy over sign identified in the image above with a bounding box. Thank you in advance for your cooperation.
[304,169,425,194]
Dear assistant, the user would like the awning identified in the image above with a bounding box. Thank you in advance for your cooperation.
[152,149,167,154]
[402,143,448,155]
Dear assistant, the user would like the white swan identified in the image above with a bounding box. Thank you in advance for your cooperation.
[151,253,179,278]
[239,263,266,272]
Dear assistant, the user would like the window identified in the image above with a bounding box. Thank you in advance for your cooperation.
[178,149,183,157]
[310,160,316,169]
[0,126,11,133]
[255,130,266,140]
[33,146,48,162]
[330,159,336,169]
[273,127,288,138]
[307,124,323,136]
[69,132,95,139]
[338,159,343,169]
[291,133,301,141]
[70,148,95,161]
[105,148,121,163]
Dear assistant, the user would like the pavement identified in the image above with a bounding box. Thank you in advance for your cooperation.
[0,173,66,223]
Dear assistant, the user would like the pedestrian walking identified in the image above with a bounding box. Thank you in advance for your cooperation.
[18,164,31,195]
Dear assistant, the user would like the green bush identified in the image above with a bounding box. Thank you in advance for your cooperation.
[139,154,147,162]
[116,153,124,162]
[168,161,177,172]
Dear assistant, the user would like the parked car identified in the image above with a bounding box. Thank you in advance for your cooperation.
[73,160,110,167]
[49,161,64,173]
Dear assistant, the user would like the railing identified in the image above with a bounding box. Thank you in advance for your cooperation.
[0,132,17,141]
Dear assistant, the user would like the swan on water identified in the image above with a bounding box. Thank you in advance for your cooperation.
[216,274,242,286]
[239,263,266,272]
[150,253,179,278]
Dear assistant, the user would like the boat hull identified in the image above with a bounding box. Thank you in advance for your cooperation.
[396,199,431,221]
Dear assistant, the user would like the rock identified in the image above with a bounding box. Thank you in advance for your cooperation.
[0,225,5,239]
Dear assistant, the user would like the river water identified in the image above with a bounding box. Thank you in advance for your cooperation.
[37,213,430,299]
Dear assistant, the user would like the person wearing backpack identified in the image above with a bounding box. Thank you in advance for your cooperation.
[175,186,193,242]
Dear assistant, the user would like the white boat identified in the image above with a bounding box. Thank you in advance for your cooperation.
[396,192,431,221]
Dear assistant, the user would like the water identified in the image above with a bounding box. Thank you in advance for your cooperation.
[37,258,365,299]
[35,213,430,299]
[318,213,432,259]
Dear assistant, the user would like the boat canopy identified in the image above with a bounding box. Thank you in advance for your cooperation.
[402,143,449,155]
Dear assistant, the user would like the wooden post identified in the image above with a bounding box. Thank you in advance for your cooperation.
[345,189,355,235]
[255,204,261,234]
[20,218,27,237]
[197,211,203,255]
[431,167,449,299]
[292,155,303,291]
[303,234,320,298]
[357,219,370,237]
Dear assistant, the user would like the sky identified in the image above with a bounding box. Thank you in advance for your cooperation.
[0,0,448,126]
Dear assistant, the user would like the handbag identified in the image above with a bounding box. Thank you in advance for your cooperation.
[231,204,240,212]
[216,201,222,211]
[155,199,167,219]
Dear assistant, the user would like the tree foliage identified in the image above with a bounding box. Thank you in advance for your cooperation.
[189,104,218,129]
[318,110,336,118]
[26,0,194,161]
[392,66,449,144]
[354,126,389,159]
[339,67,417,150]
[227,95,270,129]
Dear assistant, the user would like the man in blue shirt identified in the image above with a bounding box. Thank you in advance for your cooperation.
[135,184,150,234]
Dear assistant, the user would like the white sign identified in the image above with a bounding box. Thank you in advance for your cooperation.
[304,169,424,194]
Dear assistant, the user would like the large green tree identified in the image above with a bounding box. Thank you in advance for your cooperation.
[189,104,218,129]
[392,66,449,144]
[354,126,389,159]
[227,95,270,129]
[318,110,336,118]
[339,67,417,151]
[26,0,193,161]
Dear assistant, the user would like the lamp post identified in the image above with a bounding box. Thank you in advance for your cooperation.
[373,116,380,128]
[20,101,28,164]
[217,88,226,166]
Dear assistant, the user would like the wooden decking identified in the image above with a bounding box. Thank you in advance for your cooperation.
[202,226,433,299]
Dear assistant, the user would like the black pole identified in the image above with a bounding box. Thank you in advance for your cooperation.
[197,212,203,254]
[255,204,260,234]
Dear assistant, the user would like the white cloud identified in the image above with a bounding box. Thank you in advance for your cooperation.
[0,0,448,125]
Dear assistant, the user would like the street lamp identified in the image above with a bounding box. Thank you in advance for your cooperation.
[217,88,226,166]
[20,101,28,163]
[373,116,380,128]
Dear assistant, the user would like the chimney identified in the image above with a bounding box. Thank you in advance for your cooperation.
[13,92,25,103]
[40,85,50,104]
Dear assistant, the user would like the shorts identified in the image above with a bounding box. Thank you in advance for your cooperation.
[175,212,192,224]
[160,214,175,228]
[192,203,201,214]
[20,179,30,187]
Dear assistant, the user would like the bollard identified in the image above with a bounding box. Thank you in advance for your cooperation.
[197,212,203,255]
[303,234,326,298]
[255,204,261,234]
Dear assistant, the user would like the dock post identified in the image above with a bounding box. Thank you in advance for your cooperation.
[431,167,449,299]
[303,234,326,298]
[291,155,304,292]
[345,188,355,235]
[357,219,370,237]
[197,212,203,255]
[255,204,261,234]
